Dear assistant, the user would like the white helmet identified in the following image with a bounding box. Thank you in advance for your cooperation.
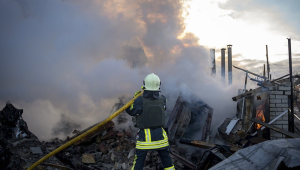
[143,73,161,91]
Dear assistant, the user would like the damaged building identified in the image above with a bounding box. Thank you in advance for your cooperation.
[0,93,216,170]
[1,69,300,170]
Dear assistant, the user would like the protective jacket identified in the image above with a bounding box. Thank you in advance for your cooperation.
[125,90,169,150]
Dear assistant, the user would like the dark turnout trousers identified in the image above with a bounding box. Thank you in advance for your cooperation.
[131,148,175,170]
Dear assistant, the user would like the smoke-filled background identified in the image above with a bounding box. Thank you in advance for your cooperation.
[1,0,297,141]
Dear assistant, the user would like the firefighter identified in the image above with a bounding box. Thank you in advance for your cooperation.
[125,73,175,170]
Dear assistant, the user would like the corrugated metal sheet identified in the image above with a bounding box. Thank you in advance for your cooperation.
[209,139,300,170]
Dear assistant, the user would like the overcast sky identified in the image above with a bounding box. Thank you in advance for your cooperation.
[0,0,299,140]
[185,0,300,62]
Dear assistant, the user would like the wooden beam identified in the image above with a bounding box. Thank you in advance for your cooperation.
[233,65,267,79]
[270,74,289,82]
[180,139,241,152]
[250,118,300,138]
[170,152,197,169]
[232,87,262,101]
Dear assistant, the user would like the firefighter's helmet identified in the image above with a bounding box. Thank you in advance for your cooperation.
[143,73,161,91]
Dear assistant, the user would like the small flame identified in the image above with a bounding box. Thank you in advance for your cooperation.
[255,109,265,129]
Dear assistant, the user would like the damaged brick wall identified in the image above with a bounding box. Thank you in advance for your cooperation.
[269,82,291,139]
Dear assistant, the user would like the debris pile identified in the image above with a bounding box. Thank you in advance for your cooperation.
[0,101,65,170]
[0,101,195,170]
[209,138,300,170]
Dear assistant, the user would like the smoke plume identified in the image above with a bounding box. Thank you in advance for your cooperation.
[0,0,245,141]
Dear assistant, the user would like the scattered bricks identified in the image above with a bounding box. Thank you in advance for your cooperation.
[270,99,281,104]
[124,130,134,138]
[284,82,291,87]
[94,152,102,161]
[116,145,123,151]
[284,91,291,95]
[129,142,136,150]
[102,163,114,169]
[99,143,108,154]
[271,91,283,95]
[106,139,115,144]
[82,154,96,164]
[117,132,124,137]
[73,121,114,145]
[111,152,116,161]
[96,136,102,143]
[127,148,135,159]
[121,163,128,170]
[30,147,43,155]
[279,86,290,90]
[112,151,123,159]
[101,130,117,140]
[270,104,275,107]
[270,95,276,99]
[276,95,288,99]
[114,162,122,169]
[276,104,288,108]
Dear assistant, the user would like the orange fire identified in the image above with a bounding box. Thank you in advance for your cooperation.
[255,109,265,129]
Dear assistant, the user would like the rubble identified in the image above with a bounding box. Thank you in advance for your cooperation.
[1,101,182,170]
[209,138,300,170]
[82,154,96,164]
[2,86,299,170]
[0,102,65,170]
[167,95,213,143]
[30,147,43,155]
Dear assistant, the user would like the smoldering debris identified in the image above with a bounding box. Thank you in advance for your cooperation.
[3,91,299,170]
[0,97,216,170]
[0,102,65,170]
[52,113,81,136]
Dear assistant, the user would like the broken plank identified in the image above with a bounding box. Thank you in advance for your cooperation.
[271,74,289,82]
[180,139,240,152]
[232,87,262,101]
[170,152,197,169]
[233,65,267,80]
[250,118,300,138]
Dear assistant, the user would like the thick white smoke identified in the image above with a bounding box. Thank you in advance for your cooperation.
[0,0,249,141]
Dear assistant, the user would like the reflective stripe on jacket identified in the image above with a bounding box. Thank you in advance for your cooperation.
[136,127,169,150]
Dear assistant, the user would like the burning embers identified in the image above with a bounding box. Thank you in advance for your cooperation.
[255,105,266,130]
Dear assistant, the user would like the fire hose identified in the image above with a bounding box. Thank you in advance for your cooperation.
[27,92,143,170]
